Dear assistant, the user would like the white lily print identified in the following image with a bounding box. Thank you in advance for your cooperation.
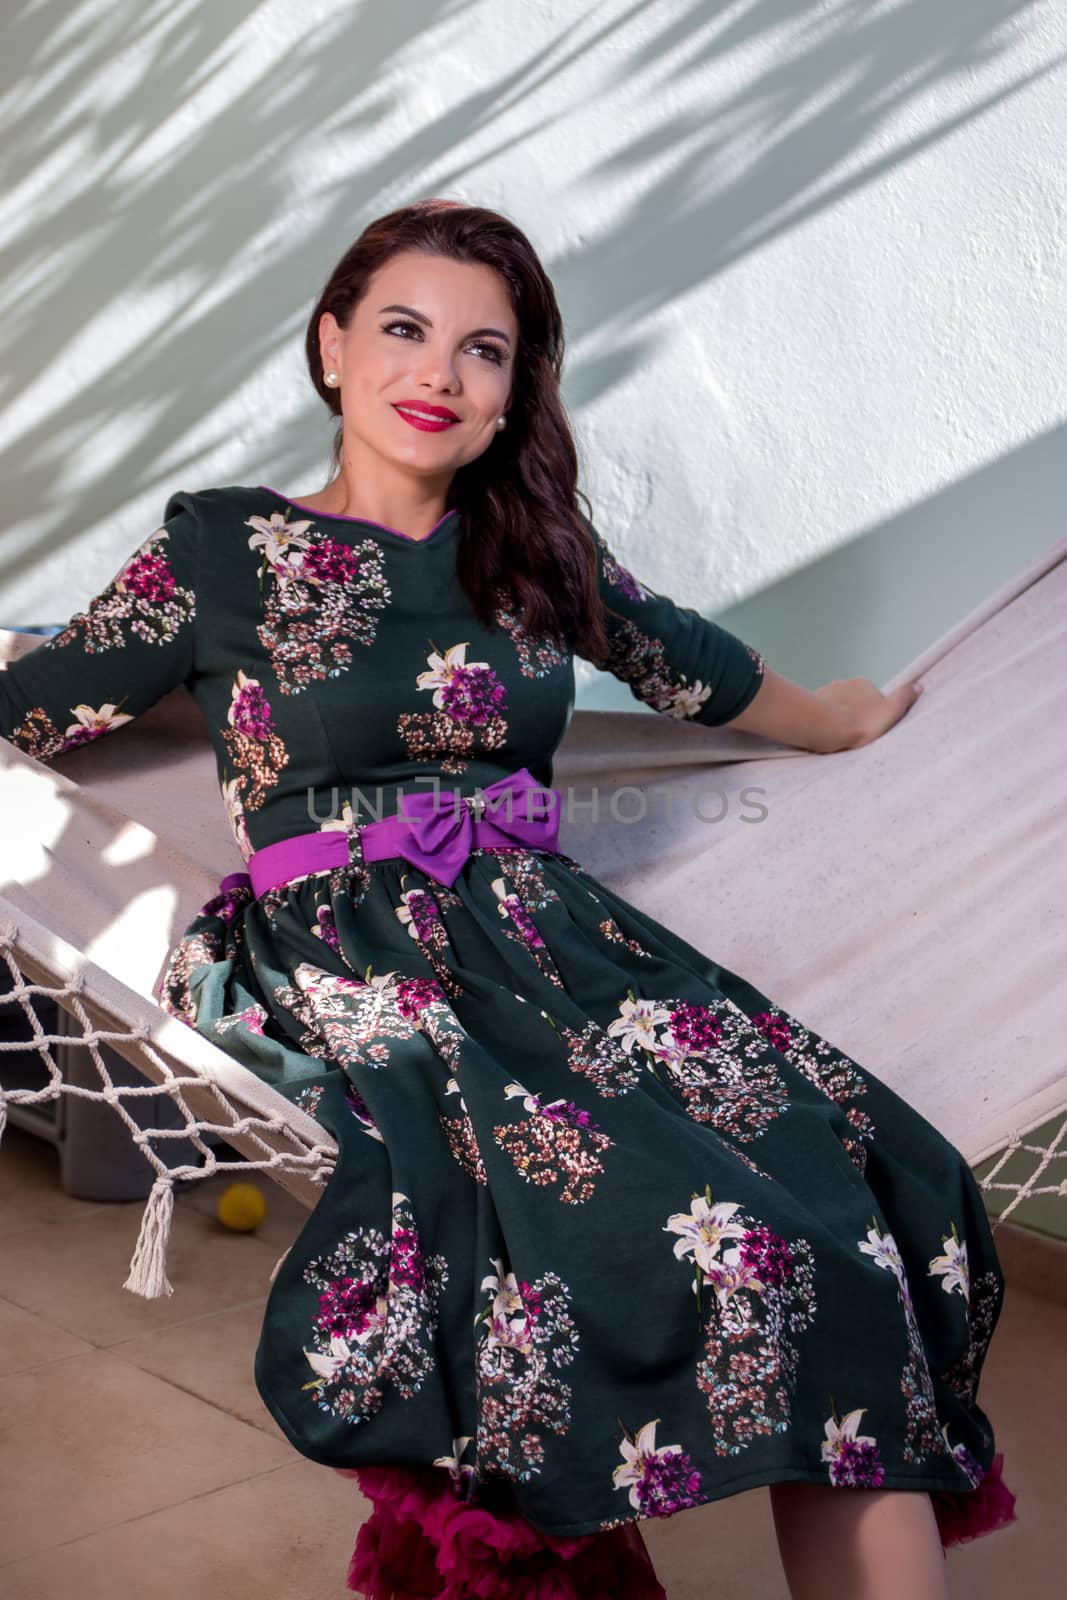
[504,1080,538,1109]
[64,702,134,738]
[607,994,674,1054]
[612,1419,682,1509]
[219,776,253,858]
[699,1245,768,1309]
[319,799,356,834]
[304,1333,353,1382]
[443,1075,476,1113]
[478,1256,533,1355]
[928,1224,970,1301]
[658,680,713,719]
[416,641,490,706]
[432,1435,476,1493]
[663,1193,748,1274]
[821,1407,877,1465]
[648,1026,691,1071]
[245,512,314,583]
[502,1080,572,1119]
[858,1223,905,1282]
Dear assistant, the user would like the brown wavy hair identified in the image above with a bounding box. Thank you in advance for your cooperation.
[303,198,612,665]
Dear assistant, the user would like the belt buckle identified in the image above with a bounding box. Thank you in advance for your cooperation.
[463,790,487,822]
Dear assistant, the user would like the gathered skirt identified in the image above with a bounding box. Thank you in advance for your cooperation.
[159,840,1018,1593]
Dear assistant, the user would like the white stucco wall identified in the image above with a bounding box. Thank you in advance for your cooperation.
[2,0,1065,700]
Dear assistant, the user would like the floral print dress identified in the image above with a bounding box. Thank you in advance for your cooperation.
[0,484,1011,1561]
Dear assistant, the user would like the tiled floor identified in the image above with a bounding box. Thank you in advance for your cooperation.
[0,1124,1059,1598]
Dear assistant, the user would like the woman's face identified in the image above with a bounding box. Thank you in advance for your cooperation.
[319,250,518,485]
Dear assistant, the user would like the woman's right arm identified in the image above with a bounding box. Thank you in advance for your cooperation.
[0,493,201,759]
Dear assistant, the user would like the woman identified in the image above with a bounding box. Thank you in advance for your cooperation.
[0,200,1015,1599]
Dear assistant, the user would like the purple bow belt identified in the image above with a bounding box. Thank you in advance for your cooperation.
[216,766,562,903]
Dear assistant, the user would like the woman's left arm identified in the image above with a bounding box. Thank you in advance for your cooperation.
[728,665,924,754]
[577,514,924,754]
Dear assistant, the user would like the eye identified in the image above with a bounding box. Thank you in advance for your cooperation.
[381,319,507,366]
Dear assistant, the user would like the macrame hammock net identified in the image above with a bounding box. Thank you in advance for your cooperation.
[1,533,1061,1587]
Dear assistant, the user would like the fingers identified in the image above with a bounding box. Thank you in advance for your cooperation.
[889,680,923,731]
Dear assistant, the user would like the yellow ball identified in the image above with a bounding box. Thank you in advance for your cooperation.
[216,1180,268,1233]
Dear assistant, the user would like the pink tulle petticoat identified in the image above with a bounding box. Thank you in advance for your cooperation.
[339,1452,1017,1597]
[337,1464,667,1599]
[930,1452,1018,1549]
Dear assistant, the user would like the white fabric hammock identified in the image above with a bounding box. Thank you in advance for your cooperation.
[2,532,1065,1298]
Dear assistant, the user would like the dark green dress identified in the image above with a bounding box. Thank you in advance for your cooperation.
[0,484,1008,1542]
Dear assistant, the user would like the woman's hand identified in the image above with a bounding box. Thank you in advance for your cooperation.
[725,663,924,753]
[812,676,924,750]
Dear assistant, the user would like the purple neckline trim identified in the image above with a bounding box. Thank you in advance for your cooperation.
[256,486,458,544]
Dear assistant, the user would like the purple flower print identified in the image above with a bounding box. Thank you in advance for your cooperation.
[229,678,275,739]
[42,528,194,656]
[240,1005,266,1036]
[314,904,342,953]
[832,1435,886,1487]
[669,1001,723,1054]
[394,974,445,1019]
[197,882,252,923]
[517,1279,542,1321]
[402,890,444,943]
[951,1441,985,1486]
[315,1274,379,1340]
[635,1445,704,1515]
[438,663,507,726]
[246,513,391,694]
[302,539,363,586]
[597,537,646,604]
[613,1419,704,1516]
[821,1407,887,1488]
[501,894,545,949]
[222,672,289,811]
[537,1097,601,1134]
[121,550,176,602]
[390,1224,426,1292]
[405,641,510,770]
[63,724,106,748]
[738,1223,795,1288]
[611,567,643,603]
[751,1010,792,1053]
[301,1195,447,1426]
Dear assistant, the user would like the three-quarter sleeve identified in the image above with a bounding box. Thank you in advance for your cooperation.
[578,516,766,726]
[0,491,201,761]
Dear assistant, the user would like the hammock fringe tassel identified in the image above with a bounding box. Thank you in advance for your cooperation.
[122,1174,176,1299]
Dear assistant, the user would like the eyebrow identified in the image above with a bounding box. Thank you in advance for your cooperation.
[377,304,512,346]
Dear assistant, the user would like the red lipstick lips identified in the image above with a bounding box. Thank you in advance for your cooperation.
[392,401,460,432]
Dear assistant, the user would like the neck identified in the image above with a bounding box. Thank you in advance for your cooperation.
[324,456,454,540]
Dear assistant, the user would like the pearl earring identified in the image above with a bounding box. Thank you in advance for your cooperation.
[496,415,506,430]
[324,369,340,387]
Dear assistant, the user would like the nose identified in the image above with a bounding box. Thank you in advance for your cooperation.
[413,344,459,391]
